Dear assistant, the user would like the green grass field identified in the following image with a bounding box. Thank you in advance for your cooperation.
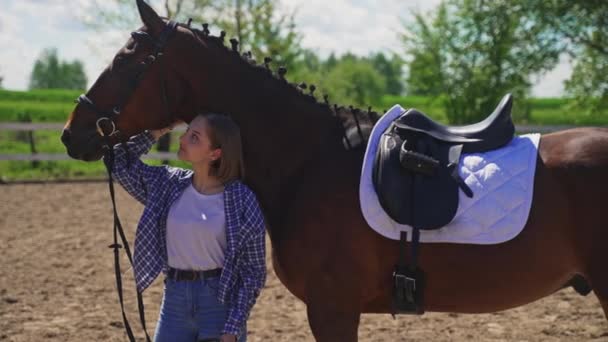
[1,89,606,181]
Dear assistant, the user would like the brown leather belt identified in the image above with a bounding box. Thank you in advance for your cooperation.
[167,267,222,281]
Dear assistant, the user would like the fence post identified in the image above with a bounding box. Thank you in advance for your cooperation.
[17,113,39,167]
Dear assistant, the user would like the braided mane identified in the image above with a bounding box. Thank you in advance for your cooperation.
[175,20,380,149]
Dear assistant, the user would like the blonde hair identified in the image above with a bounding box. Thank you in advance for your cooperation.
[199,113,245,183]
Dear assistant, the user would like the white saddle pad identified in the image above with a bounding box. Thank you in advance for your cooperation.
[360,105,541,244]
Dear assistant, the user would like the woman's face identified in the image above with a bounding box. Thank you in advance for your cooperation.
[178,116,221,165]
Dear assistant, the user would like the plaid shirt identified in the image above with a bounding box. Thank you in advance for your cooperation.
[108,131,266,337]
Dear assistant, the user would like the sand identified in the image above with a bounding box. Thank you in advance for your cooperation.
[1,183,606,341]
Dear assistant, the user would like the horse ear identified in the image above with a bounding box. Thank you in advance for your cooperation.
[136,0,164,35]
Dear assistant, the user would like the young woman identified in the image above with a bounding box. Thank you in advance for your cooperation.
[110,113,266,342]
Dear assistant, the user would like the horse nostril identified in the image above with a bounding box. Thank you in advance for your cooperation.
[61,129,71,146]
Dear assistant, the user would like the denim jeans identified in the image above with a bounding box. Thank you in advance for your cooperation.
[154,276,246,342]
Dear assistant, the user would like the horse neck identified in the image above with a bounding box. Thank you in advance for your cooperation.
[185,46,346,226]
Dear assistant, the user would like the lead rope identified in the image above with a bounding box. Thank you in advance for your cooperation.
[102,140,151,342]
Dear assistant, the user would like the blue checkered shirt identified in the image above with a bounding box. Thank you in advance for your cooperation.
[107,131,266,337]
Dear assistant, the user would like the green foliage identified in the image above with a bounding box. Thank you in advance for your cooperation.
[1,89,607,180]
[0,129,182,181]
[0,89,80,122]
[216,0,303,72]
[321,58,386,108]
[370,53,404,96]
[29,48,87,90]
[381,95,608,125]
[519,1,608,114]
[291,52,403,109]
[0,89,81,102]
[566,47,608,114]
[403,0,562,124]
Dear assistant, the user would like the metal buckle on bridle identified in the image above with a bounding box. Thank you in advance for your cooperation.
[96,117,117,137]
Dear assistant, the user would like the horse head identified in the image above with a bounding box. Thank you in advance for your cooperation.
[62,0,207,161]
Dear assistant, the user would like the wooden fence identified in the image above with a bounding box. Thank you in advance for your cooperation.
[0,122,584,162]
[0,123,187,161]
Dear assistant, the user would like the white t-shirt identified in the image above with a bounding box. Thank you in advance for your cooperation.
[166,183,227,270]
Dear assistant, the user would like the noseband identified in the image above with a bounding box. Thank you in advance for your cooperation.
[75,20,178,141]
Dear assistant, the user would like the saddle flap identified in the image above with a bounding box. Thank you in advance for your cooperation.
[373,128,460,229]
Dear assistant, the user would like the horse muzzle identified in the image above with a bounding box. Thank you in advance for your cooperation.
[61,128,107,161]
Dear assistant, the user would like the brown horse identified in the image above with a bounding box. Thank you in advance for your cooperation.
[62,1,608,340]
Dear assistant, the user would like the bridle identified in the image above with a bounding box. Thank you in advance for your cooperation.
[76,20,178,342]
[75,20,178,143]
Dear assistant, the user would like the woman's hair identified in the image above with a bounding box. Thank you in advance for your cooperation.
[199,113,245,183]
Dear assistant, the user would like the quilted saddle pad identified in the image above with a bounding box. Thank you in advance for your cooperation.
[359,105,540,244]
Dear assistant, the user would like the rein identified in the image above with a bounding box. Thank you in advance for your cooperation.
[102,148,151,342]
[80,20,178,342]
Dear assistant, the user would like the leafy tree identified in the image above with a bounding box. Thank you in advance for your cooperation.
[565,47,608,114]
[370,52,404,96]
[520,1,608,114]
[299,55,386,108]
[325,53,338,71]
[29,48,87,90]
[402,0,562,124]
[232,0,302,72]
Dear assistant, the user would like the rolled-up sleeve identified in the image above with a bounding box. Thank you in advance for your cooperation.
[106,131,158,204]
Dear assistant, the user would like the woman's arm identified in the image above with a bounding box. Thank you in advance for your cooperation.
[222,194,267,337]
[109,126,176,204]
[108,131,156,204]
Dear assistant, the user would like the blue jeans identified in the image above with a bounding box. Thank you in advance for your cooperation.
[154,276,246,342]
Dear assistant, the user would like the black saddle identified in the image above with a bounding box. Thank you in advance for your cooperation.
[393,93,515,153]
[373,94,515,230]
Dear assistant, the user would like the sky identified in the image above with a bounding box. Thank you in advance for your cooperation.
[0,0,572,97]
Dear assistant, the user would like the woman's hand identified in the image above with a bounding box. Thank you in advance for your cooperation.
[149,121,182,140]
[219,334,237,342]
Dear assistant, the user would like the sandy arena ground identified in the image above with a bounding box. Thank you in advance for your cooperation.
[1,182,606,341]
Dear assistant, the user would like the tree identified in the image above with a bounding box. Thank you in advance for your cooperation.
[520,1,608,114]
[371,52,404,96]
[565,47,608,114]
[29,48,87,90]
[402,0,562,124]
[299,55,386,108]
[246,0,302,72]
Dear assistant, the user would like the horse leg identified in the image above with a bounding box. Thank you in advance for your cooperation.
[592,281,608,322]
[587,257,608,322]
[600,299,608,322]
[590,273,608,321]
[306,303,360,341]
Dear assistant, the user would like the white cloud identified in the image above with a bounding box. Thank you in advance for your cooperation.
[282,0,437,57]
[0,0,127,90]
[0,5,32,90]
[0,0,571,97]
